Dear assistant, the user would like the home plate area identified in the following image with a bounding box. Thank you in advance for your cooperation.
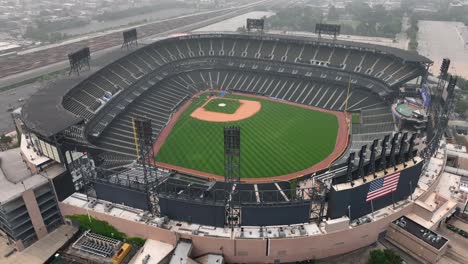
[190,96,261,122]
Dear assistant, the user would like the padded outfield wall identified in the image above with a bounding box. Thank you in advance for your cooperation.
[158,197,312,227]
[159,197,226,227]
[327,161,423,220]
[241,202,311,226]
[90,160,422,226]
[94,182,149,211]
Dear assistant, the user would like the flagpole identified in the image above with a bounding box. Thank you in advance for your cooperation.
[371,200,375,219]
[87,208,91,223]
[348,205,351,223]
[409,180,413,201]
[344,74,351,119]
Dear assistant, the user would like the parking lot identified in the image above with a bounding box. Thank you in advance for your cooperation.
[418,21,468,78]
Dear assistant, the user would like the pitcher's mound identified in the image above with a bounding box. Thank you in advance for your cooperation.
[191,97,261,122]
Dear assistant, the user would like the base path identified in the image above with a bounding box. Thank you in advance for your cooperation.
[190,97,261,122]
[151,90,350,183]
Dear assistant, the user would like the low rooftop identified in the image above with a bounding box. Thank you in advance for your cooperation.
[2,225,78,264]
[130,239,173,264]
[0,147,33,183]
[0,161,47,204]
[0,147,66,203]
[392,216,448,250]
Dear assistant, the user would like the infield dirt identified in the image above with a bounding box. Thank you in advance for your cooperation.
[190,97,261,122]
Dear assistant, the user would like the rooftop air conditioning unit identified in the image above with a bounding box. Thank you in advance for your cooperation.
[104,203,113,212]
[88,199,97,209]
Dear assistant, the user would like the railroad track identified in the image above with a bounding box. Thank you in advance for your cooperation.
[0,0,279,80]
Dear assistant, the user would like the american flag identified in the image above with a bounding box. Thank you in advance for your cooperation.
[366,172,401,202]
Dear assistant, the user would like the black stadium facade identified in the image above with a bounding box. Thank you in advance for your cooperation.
[16,32,453,262]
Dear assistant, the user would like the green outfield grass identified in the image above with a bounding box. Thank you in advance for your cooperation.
[203,98,240,114]
[155,94,339,178]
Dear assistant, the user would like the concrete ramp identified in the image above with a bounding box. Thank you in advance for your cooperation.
[129,239,174,264]
[169,239,193,264]
[195,254,224,264]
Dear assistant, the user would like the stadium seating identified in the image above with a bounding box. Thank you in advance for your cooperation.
[60,34,425,167]
[339,105,395,162]
[157,176,212,200]
[153,179,296,204]
[91,67,395,159]
[63,35,423,123]
[96,75,192,155]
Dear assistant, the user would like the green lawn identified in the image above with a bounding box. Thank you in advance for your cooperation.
[67,214,146,246]
[155,94,339,178]
[352,113,361,124]
[203,98,240,114]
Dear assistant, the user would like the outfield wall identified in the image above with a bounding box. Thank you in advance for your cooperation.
[158,197,311,227]
[159,197,226,227]
[241,202,310,226]
[90,160,422,227]
[59,198,415,263]
[328,161,423,220]
[94,182,149,211]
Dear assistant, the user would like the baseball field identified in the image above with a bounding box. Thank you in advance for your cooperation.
[155,93,341,179]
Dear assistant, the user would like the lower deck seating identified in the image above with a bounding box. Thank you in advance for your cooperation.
[96,69,390,159]
[338,105,395,163]
[154,178,295,204]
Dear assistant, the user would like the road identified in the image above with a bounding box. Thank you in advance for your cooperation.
[436,220,468,264]
[194,11,275,32]
[0,0,288,134]
[0,0,274,85]
[0,84,42,134]
[418,20,468,78]
[58,8,195,36]
[0,47,131,135]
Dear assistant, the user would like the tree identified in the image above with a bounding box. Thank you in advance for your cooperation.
[455,96,468,117]
[327,6,339,21]
[237,26,247,33]
[66,215,146,247]
[356,22,371,36]
[266,6,322,32]
[368,249,402,264]
[341,24,355,35]
[456,76,468,91]
[0,134,12,145]
[401,0,418,11]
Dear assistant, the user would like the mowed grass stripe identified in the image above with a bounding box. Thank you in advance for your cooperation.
[253,102,317,173]
[240,103,297,176]
[156,94,339,178]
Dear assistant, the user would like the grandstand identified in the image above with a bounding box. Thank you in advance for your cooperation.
[44,33,430,169]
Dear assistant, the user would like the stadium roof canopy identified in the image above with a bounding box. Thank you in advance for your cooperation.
[22,76,85,138]
[305,34,432,63]
[188,32,433,64]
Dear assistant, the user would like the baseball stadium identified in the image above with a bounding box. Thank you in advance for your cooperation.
[154,91,347,181]
[9,26,460,263]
